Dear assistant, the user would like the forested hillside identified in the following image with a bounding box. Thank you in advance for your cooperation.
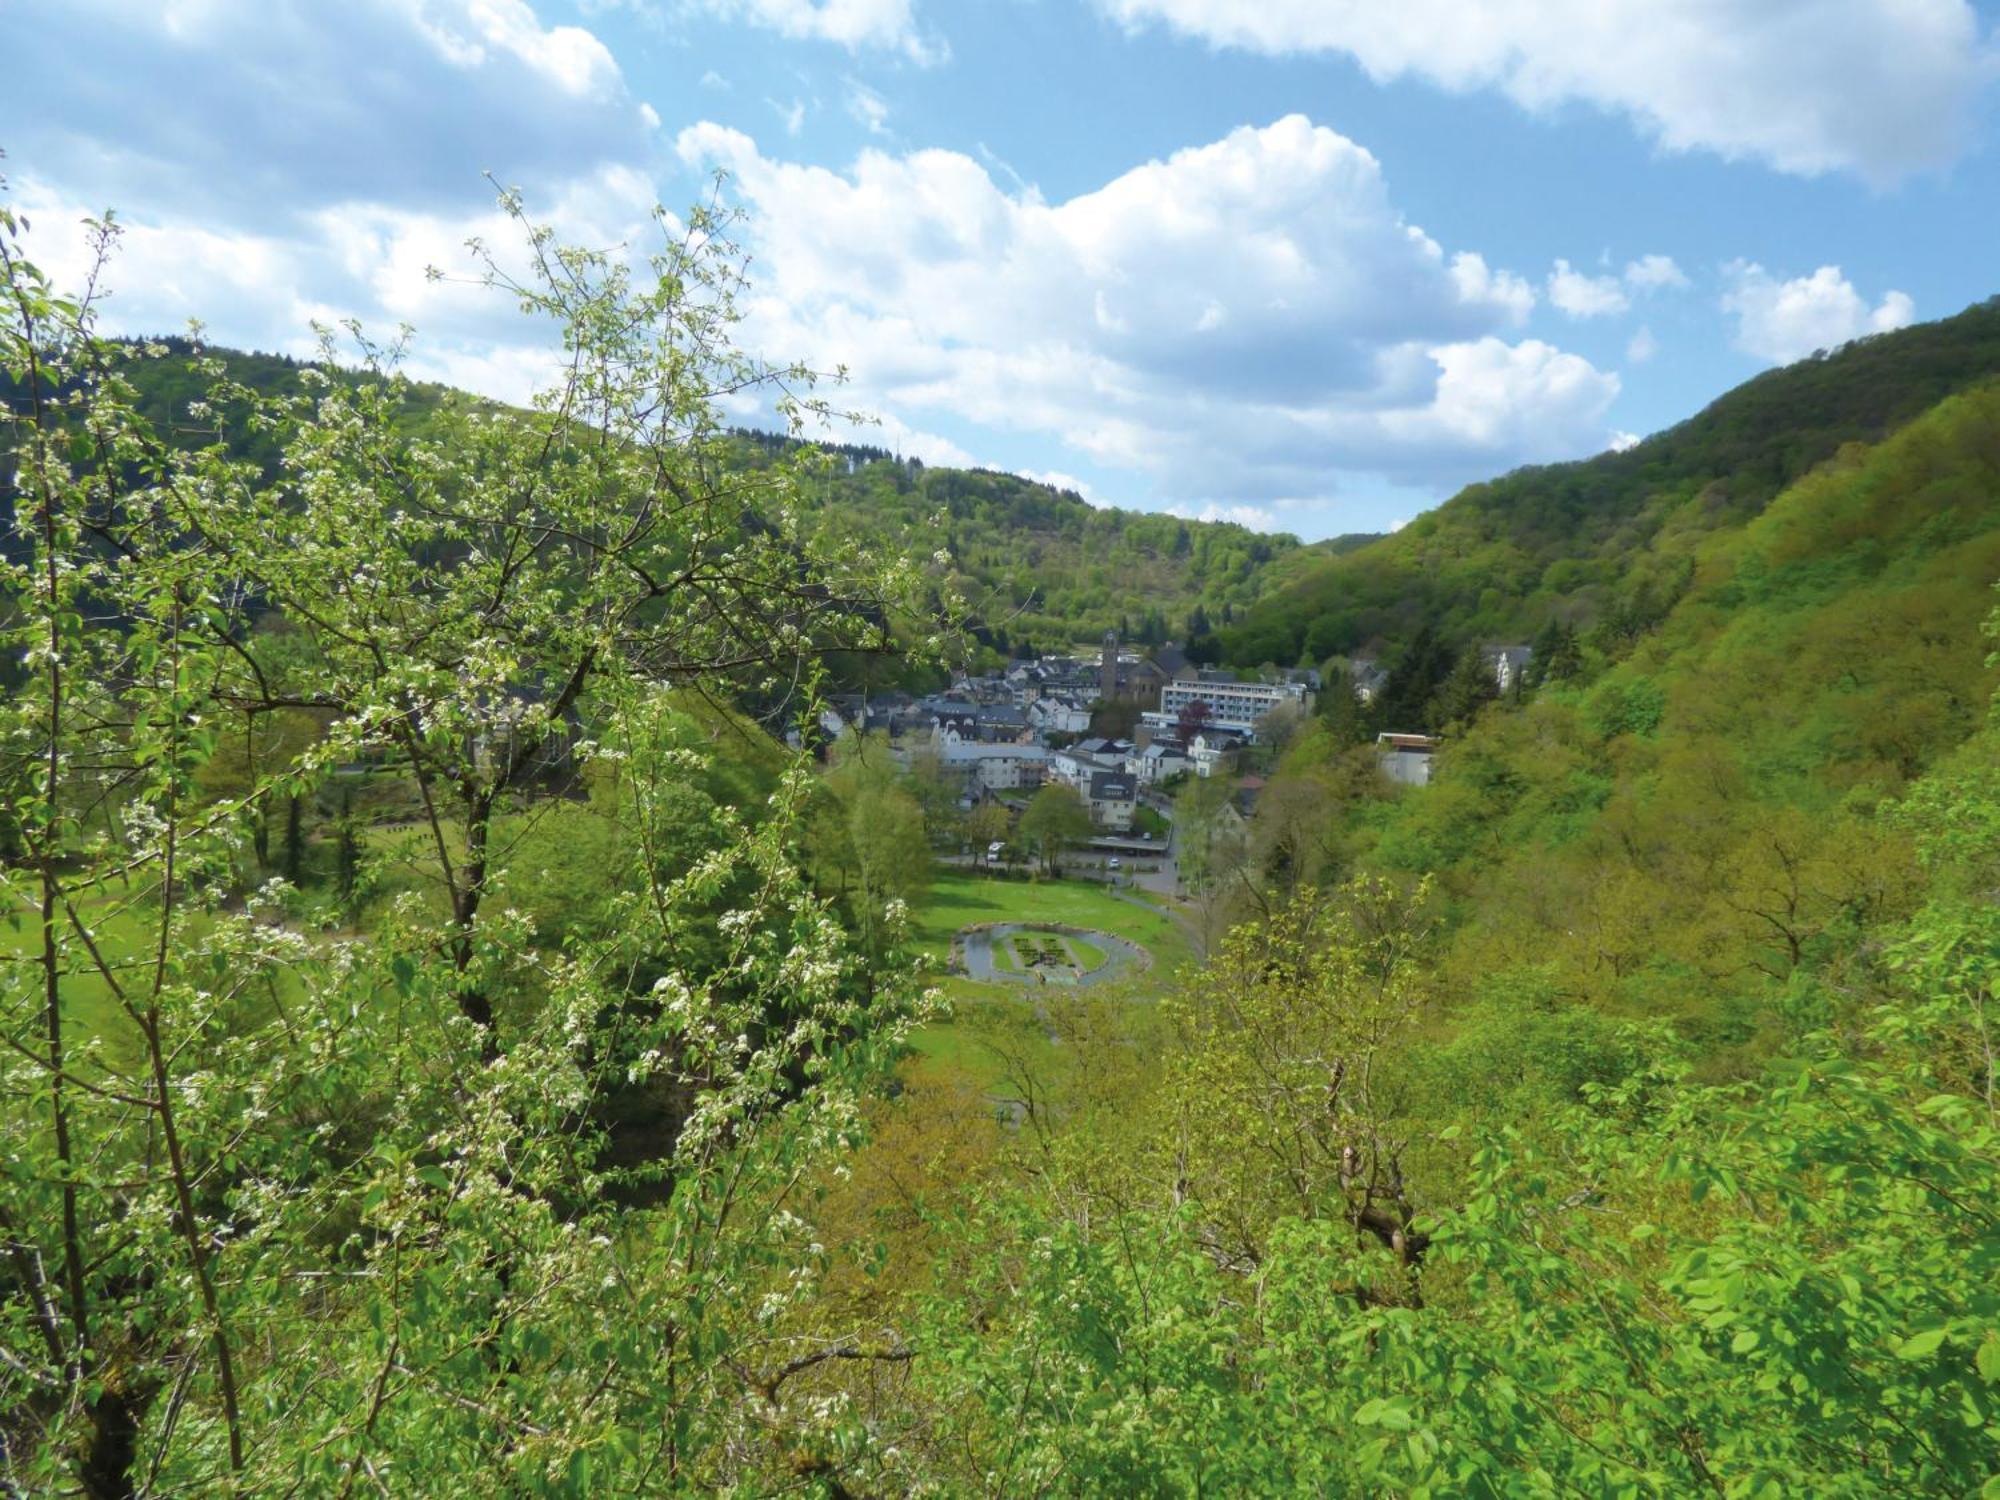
[727,429,1320,652]
[58,338,1316,657]
[1210,296,2000,669]
[865,351,2000,1493]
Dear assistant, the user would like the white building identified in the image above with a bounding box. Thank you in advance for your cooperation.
[939,742,1049,793]
[1142,670,1312,739]
[1126,741,1191,786]
[1188,731,1240,779]
[1028,696,1091,735]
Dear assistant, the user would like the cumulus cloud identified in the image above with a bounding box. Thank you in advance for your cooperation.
[675,115,1619,514]
[1024,470,1104,504]
[1626,326,1659,364]
[1098,0,1993,182]
[2,0,655,227]
[13,164,662,406]
[1624,253,1688,292]
[692,0,944,64]
[1547,259,1629,319]
[1721,262,1916,364]
[1450,252,1536,324]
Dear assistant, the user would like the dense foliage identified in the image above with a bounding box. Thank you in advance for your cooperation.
[16,344,1329,669]
[1212,296,2000,670]
[5,177,1999,1498]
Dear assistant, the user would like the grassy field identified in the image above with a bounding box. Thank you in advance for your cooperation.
[903,871,1190,1089]
[910,871,1191,975]
[1065,934,1107,971]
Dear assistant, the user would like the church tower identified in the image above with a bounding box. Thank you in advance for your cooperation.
[1099,627,1119,702]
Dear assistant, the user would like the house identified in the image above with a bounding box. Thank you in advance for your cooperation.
[1126,740,1191,786]
[1188,730,1242,779]
[969,704,1032,742]
[1377,732,1439,787]
[931,712,978,747]
[1232,774,1266,819]
[1073,736,1130,760]
[1049,746,1091,790]
[939,742,1049,793]
[1028,695,1091,736]
[1086,770,1137,831]
[863,693,918,736]
[1347,656,1388,704]
[1052,738,1130,792]
[1483,645,1534,694]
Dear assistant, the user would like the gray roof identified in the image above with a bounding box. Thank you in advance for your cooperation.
[1088,771,1135,801]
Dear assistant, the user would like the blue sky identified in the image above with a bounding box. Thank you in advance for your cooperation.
[5,1,1998,538]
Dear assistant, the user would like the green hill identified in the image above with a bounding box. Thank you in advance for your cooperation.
[1344,379,2000,1006]
[1210,295,2000,669]
[30,338,1313,658]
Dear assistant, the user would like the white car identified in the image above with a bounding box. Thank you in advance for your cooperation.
[1107,857,1122,871]
[988,840,1006,859]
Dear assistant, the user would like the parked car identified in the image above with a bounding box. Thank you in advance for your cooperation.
[1107,857,1122,871]
[988,840,1006,860]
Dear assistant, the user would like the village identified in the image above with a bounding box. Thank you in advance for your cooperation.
[808,628,1536,889]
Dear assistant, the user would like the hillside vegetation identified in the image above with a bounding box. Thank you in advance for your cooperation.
[5,193,1999,1497]
[1212,295,2000,669]
[47,337,1319,657]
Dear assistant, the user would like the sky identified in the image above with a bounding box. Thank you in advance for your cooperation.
[4,0,1998,539]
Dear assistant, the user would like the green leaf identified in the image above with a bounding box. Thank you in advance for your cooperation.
[1895,1327,1948,1361]
[1976,1335,2000,1384]
[1731,1329,1760,1354]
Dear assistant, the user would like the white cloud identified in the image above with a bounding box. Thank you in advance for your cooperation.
[1167,501,1281,530]
[1547,259,1629,318]
[1626,325,1659,363]
[403,0,623,97]
[1099,0,1992,182]
[1025,470,1103,504]
[1624,253,1688,291]
[693,0,945,64]
[1450,252,1535,324]
[1721,262,1916,364]
[12,160,661,408]
[4,0,655,227]
[675,115,1619,512]
[844,78,892,136]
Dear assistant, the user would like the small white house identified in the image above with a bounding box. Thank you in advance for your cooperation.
[1189,731,1240,779]
[1126,741,1190,786]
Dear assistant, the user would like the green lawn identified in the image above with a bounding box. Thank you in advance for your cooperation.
[910,871,1190,976]
[902,871,1190,1088]
[1065,934,1108,971]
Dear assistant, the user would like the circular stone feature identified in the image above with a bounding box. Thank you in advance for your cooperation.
[956,922,1149,988]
